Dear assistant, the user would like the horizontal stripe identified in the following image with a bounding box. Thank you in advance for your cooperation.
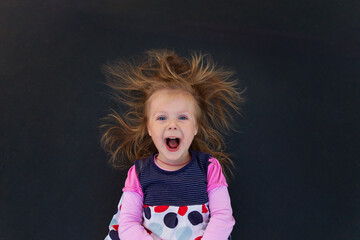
[135,151,210,206]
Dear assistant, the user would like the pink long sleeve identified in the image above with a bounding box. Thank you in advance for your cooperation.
[202,157,235,240]
[117,191,153,240]
[116,166,153,240]
[202,186,235,240]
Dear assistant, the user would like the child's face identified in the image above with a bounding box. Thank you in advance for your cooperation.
[146,89,198,165]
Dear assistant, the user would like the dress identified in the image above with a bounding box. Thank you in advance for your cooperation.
[105,151,234,240]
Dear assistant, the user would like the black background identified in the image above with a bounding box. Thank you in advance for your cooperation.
[1,1,359,239]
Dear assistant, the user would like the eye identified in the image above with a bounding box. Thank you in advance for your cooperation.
[179,115,188,120]
[156,116,166,121]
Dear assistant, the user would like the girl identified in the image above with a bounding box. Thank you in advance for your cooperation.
[102,49,244,240]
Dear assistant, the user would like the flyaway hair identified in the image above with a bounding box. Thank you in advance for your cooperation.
[100,49,245,177]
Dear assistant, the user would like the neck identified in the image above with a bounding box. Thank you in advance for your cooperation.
[155,155,192,167]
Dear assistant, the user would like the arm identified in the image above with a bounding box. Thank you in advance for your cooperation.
[202,158,235,240]
[202,186,235,240]
[105,166,153,240]
[117,191,153,239]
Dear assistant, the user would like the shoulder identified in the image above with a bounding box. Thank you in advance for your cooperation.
[122,165,143,196]
[208,156,221,167]
[207,157,228,192]
[134,154,154,175]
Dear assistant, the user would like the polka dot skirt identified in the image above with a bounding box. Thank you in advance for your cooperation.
[104,195,210,240]
[142,203,210,240]
[105,196,232,240]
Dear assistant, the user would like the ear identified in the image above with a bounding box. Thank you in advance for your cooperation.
[194,125,198,136]
[147,125,152,136]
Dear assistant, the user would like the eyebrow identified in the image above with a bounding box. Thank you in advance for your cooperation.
[154,111,191,115]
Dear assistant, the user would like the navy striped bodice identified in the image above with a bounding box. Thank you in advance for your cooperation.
[134,151,210,206]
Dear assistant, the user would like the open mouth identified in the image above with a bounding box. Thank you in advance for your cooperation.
[165,137,180,151]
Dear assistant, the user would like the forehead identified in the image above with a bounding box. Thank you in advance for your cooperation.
[146,89,198,114]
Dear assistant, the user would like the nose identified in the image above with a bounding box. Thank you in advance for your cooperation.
[167,119,177,130]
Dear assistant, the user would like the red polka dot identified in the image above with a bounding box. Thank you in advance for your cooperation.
[145,228,152,235]
[119,205,122,211]
[195,237,203,240]
[112,224,119,231]
[178,206,188,216]
[154,205,169,212]
[143,204,151,208]
[202,204,208,213]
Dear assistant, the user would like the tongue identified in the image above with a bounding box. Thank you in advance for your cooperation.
[168,139,179,148]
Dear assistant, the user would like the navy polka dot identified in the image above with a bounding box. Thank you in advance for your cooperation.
[164,212,178,228]
[109,230,120,240]
[144,206,151,220]
[188,211,203,225]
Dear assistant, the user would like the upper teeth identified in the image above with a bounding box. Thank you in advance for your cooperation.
[168,137,177,139]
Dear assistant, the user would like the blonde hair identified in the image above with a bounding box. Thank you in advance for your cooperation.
[101,49,245,176]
